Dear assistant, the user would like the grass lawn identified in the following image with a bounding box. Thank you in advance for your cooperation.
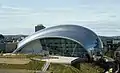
[0,60,45,70]
[48,63,104,73]
[0,54,45,70]
[0,54,104,73]
[80,63,104,73]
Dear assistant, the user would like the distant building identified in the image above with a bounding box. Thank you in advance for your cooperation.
[0,34,5,43]
[5,42,17,53]
[0,34,4,39]
[35,24,45,32]
[113,39,120,44]
[0,43,5,52]
[4,35,27,43]
[0,34,5,52]
[0,35,27,53]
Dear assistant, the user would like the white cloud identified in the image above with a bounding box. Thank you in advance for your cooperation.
[0,27,34,35]
[0,3,120,36]
[0,4,31,11]
[0,4,40,18]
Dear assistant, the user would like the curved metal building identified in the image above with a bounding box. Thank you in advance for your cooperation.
[13,25,103,58]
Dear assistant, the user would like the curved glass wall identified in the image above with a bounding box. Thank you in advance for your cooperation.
[40,38,88,57]
[16,37,88,58]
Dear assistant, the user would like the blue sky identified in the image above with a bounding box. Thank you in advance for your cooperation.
[0,0,120,36]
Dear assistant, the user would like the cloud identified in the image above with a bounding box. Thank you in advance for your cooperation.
[0,3,120,36]
[0,4,31,11]
[0,27,34,35]
[0,4,39,18]
[65,20,120,36]
[44,7,76,11]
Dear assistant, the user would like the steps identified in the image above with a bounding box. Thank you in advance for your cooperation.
[41,62,50,72]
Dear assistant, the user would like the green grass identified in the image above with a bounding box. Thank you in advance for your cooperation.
[49,63,80,73]
[0,62,104,73]
[0,54,104,73]
[48,63,104,73]
[0,59,73,72]
[0,54,44,70]
[80,63,104,73]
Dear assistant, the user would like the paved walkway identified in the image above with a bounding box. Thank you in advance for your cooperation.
[41,61,50,72]
[0,58,30,64]
[33,56,78,64]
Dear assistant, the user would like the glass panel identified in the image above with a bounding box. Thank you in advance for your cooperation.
[40,38,87,57]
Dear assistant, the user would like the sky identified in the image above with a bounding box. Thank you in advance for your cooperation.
[0,0,120,36]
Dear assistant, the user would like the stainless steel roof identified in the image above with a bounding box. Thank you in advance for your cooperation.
[13,25,103,53]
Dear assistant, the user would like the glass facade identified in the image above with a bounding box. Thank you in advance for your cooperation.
[16,40,43,54]
[40,38,88,57]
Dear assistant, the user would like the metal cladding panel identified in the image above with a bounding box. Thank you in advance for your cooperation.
[13,25,103,53]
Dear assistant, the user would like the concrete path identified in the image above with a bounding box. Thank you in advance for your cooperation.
[41,62,50,72]
[32,56,78,64]
[0,58,30,64]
